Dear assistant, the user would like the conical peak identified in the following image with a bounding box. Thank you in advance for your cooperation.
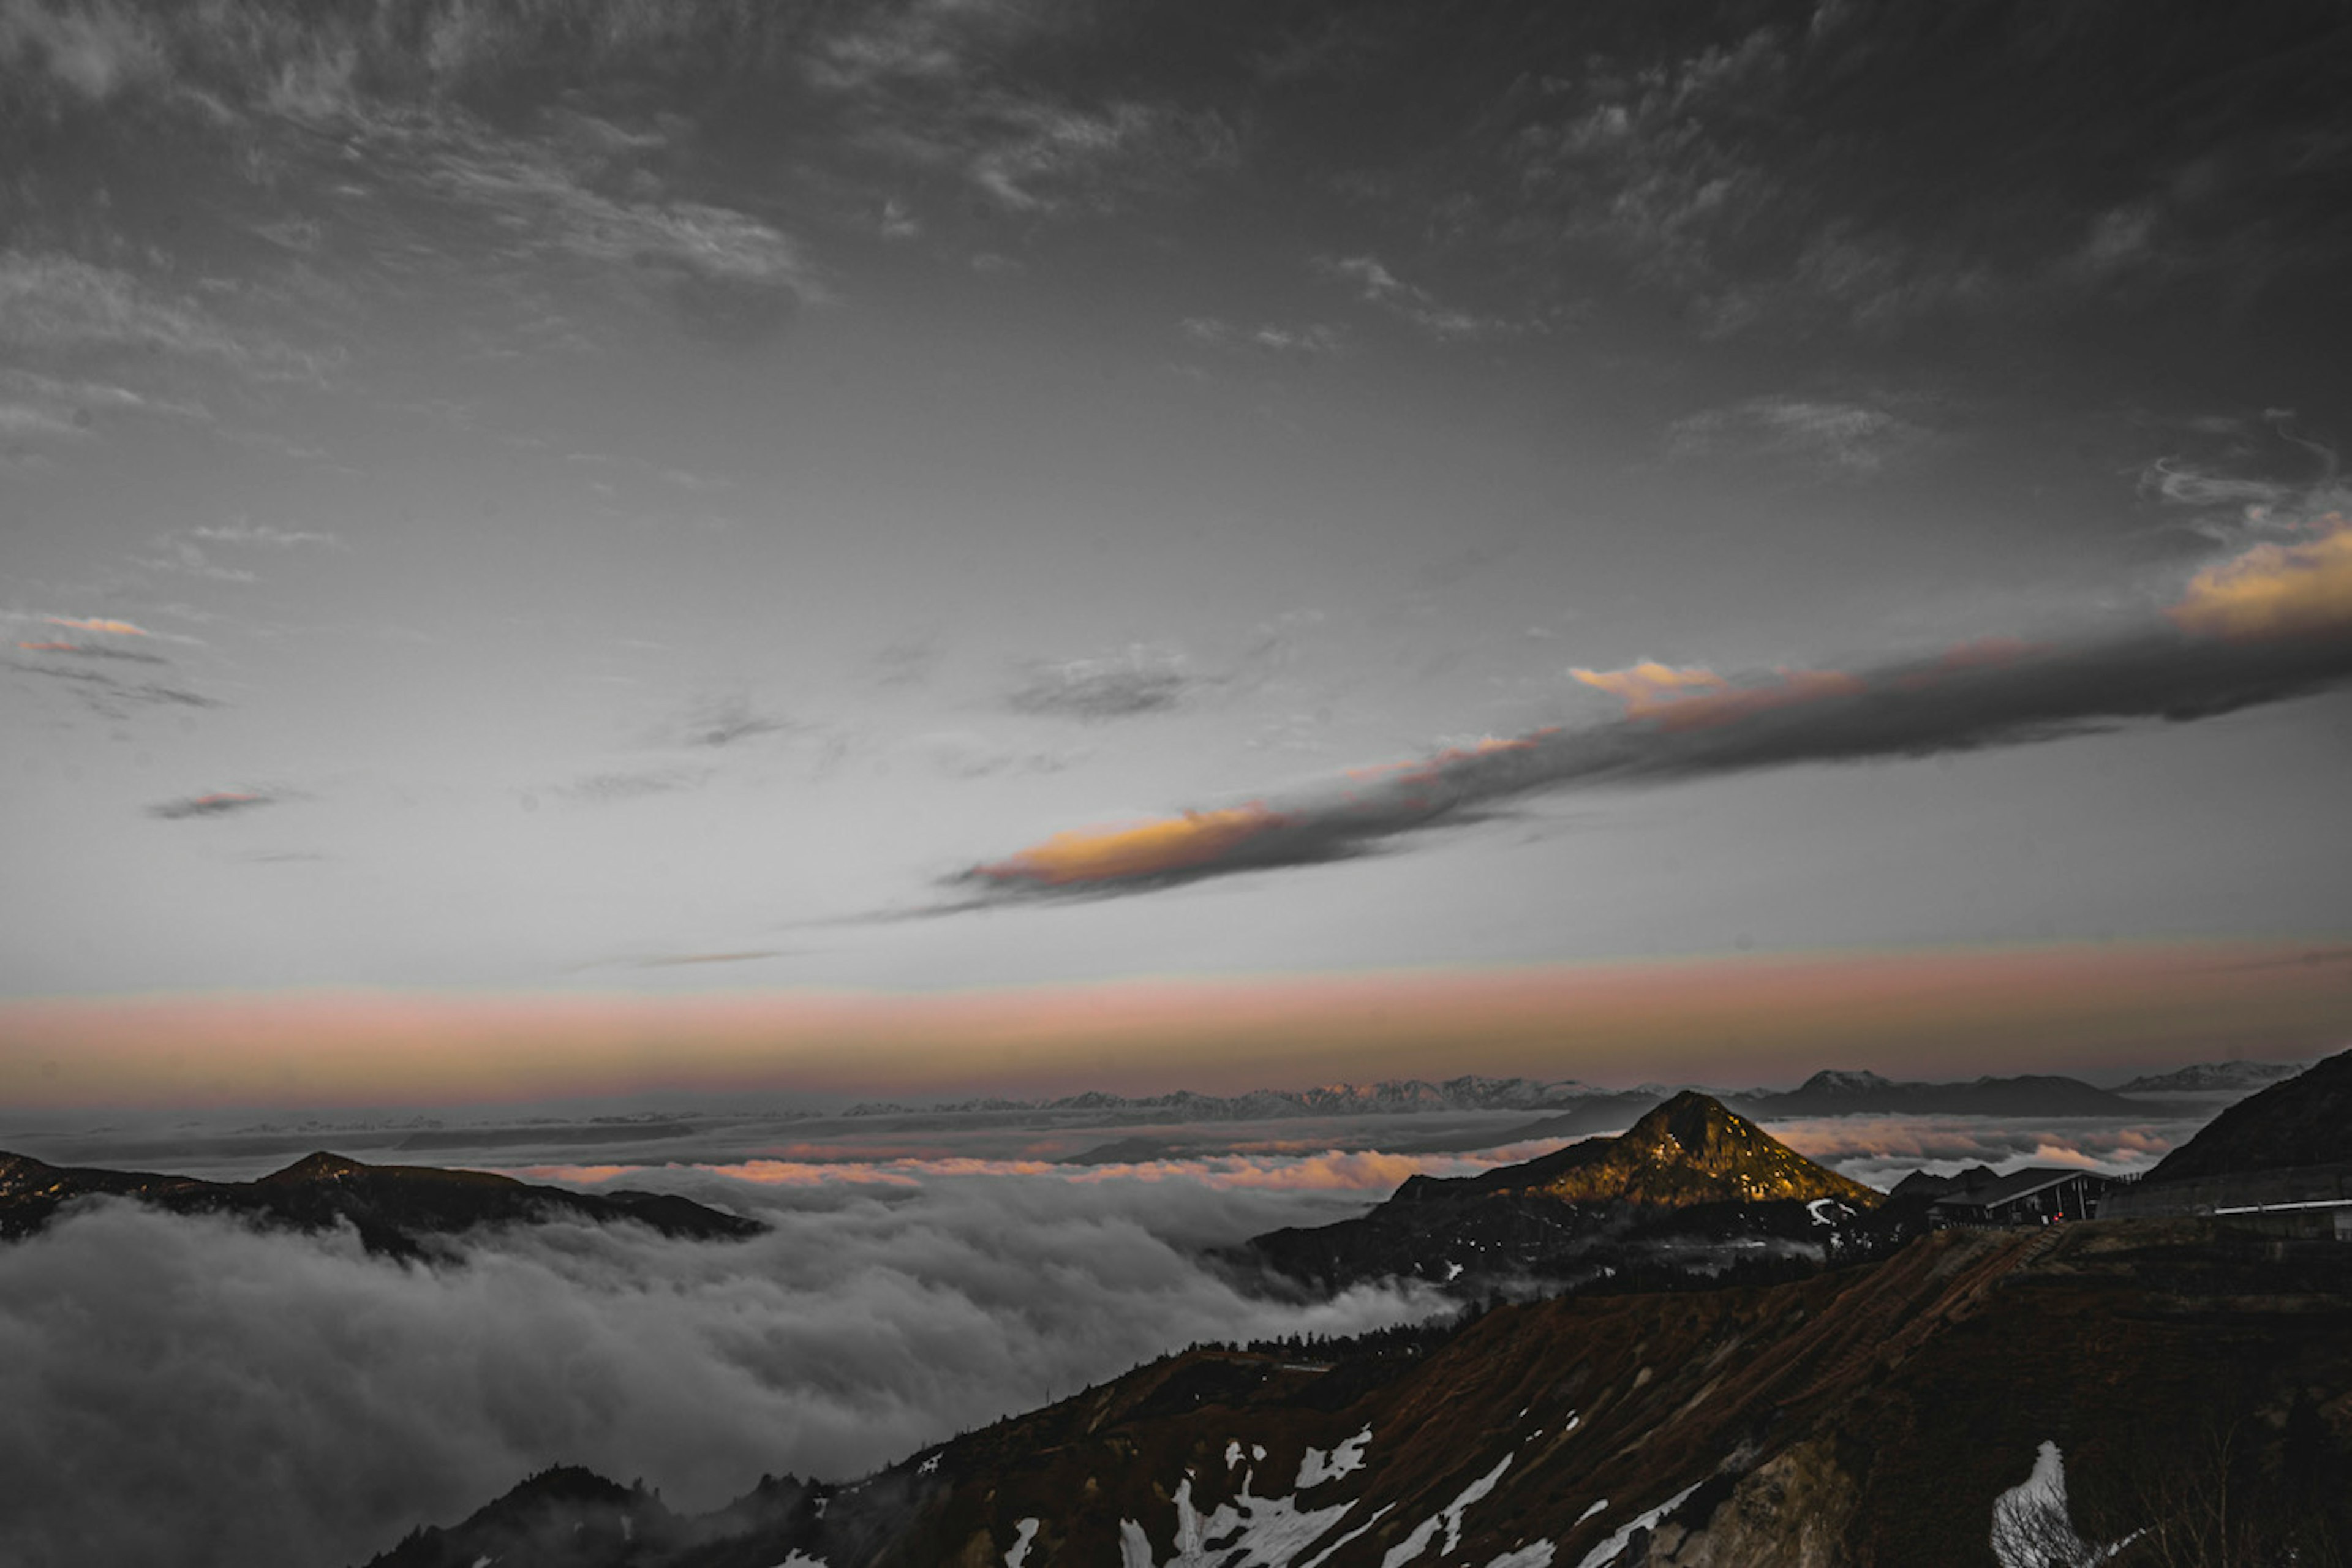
[1623,1092,1753,1156]
[264,1151,369,1184]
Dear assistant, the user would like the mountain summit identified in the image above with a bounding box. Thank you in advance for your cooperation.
[1246,1094,1883,1292]
[1498,1091,1880,1209]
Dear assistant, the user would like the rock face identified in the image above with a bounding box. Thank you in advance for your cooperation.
[363,1219,2352,1568]
[2139,1046,2352,1182]
[1244,1093,1888,1292]
[0,1149,763,1257]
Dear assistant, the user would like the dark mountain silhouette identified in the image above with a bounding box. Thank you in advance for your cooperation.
[361,1221,2352,1568]
[2141,1046,2352,1183]
[1243,1093,1887,1292]
[1728,1069,2142,1118]
[0,1149,761,1259]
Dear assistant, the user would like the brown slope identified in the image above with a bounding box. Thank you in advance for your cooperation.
[364,1220,2352,1568]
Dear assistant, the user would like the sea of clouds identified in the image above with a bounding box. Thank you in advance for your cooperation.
[0,1109,2204,1568]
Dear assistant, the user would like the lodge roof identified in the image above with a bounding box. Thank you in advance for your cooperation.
[1929,1166,2110,1213]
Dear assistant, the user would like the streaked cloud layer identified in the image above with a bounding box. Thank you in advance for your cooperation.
[960,519,2352,899]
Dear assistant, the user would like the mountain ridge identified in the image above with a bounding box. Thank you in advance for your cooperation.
[0,1148,763,1258]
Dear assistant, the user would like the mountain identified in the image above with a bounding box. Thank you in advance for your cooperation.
[1730,1069,2143,1118]
[1243,1093,1887,1293]
[2113,1059,2311,1094]
[0,1149,763,1258]
[361,1220,2352,1568]
[848,1074,1607,1121]
[2138,1046,2352,1184]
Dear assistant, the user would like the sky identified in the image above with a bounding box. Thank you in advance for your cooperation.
[3,0,2350,1104]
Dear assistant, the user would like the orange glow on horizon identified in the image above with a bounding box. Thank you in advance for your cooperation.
[975,803,1284,886]
[2169,516,2352,641]
[2,940,2345,1110]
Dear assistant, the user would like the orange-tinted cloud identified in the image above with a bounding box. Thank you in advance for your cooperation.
[973,803,1285,887]
[2168,515,2352,640]
[44,616,150,636]
[1575,663,1866,731]
[1569,660,1729,715]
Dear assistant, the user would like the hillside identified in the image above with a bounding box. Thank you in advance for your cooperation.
[2140,1046,2352,1183]
[1244,1093,1887,1292]
[361,1219,2352,1568]
[0,1150,763,1258]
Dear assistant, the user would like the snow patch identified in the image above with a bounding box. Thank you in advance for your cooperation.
[1296,1425,1373,1489]
[916,1453,939,1476]
[1484,1546,1555,1568]
[1005,1517,1039,1568]
[1298,1503,1393,1568]
[1807,1199,1842,1226]
[1227,1440,1244,1470]
[1991,1442,2139,1568]
[1575,1501,1607,1525]
[1127,1471,1360,1566]
[769,1555,827,1568]
[1571,1482,1700,1568]
[1382,1452,1513,1565]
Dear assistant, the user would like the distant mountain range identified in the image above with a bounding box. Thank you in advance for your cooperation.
[851,1065,2223,1132]
[2136,1047,2352,1185]
[0,1150,763,1259]
[2113,1058,2312,1094]
[361,1061,2352,1568]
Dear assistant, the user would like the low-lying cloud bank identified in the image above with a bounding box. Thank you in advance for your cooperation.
[1768,1113,2207,1191]
[0,1110,2209,1567]
[0,1165,1441,1568]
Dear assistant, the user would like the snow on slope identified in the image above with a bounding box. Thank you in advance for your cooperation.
[1297,1427,1373,1489]
[1381,1452,1513,1566]
[1570,1483,1700,1568]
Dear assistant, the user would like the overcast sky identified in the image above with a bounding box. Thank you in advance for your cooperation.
[3,0,2348,1102]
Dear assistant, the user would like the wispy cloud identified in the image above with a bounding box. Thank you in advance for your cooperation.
[1182,317,1349,357]
[12,659,219,718]
[556,769,711,806]
[189,522,342,549]
[1315,255,1514,341]
[42,616,152,637]
[0,252,333,380]
[1667,395,1936,477]
[1007,644,1194,722]
[13,639,168,665]
[951,513,2352,902]
[148,791,273,821]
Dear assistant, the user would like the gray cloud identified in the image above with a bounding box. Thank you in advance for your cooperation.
[1007,643,1195,722]
[953,518,2352,902]
[148,790,274,821]
[0,1167,1438,1568]
[11,659,220,718]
